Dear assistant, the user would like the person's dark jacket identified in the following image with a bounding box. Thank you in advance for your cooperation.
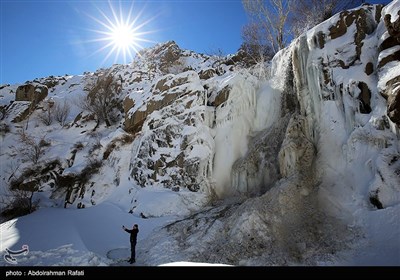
[124,227,139,244]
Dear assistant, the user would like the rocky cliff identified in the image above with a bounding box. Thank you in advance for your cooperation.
[1,1,399,265]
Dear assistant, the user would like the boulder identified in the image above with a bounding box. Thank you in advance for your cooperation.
[15,83,48,104]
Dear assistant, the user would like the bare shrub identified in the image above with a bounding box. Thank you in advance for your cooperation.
[80,159,102,185]
[240,22,275,65]
[206,47,226,58]
[0,122,10,134]
[88,137,102,154]
[290,0,363,37]
[59,158,102,208]
[73,141,84,151]
[15,129,48,164]
[0,106,7,120]
[37,103,54,126]
[0,163,41,220]
[103,143,116,160]
[80,73,122,127]
[103,133,135,160]
[0,188,38,220]
[4,161,20,183]
[119,133,135,144]
[54,100,71,126]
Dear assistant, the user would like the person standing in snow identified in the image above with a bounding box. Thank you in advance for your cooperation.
[122,224,139,264]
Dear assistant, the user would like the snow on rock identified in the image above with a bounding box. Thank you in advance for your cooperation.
[138,1,400,266]
[1,1,400,267]
[377,0,400,129]
[127,70,210,193]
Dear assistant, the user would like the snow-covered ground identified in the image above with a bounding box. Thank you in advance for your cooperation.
[0,195,220,266]
[1,200,399,266]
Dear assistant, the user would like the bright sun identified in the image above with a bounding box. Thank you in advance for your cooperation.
[111,24,136,48]
[86,1,156,64]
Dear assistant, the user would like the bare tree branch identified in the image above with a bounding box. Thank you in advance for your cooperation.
[80,73,122,127]
[242,0,363,54]
[37,101,54,126]
[240,22,274,64]
[289,0,364,37]
[54,100,71,126]
[16,128,49,164]
[242,0,293,54]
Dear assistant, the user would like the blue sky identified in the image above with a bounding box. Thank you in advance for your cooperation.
[0,0,392,85]
[0,0,247,85]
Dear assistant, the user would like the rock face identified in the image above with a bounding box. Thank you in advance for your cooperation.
[128,71,207,191]
[1,1,400,266]
[20,1,397,204]
[1,3,399,203]
[124,71,203,134]
[11,83,48,122]
[15,83,48,103]
[138,2,400,266]
[379,6,400,126]
[122,1,399,208]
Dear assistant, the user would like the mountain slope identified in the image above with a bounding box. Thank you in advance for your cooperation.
[1,1,400,266]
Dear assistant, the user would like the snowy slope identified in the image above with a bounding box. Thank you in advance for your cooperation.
[1,1,400,267]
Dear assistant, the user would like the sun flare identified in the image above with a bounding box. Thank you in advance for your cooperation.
[110,23,136,49]
[86,1,157,64]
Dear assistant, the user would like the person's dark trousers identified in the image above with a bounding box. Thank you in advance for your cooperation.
[130,242,136,263]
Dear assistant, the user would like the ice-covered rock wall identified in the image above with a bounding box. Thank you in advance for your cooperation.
[140,1,400,265]
[1,2,399,239]
[288,2,400,217]
[125,42,284,198]
[126,2,400,206]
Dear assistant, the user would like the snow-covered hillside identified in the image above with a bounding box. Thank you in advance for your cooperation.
[1,1,400,266]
